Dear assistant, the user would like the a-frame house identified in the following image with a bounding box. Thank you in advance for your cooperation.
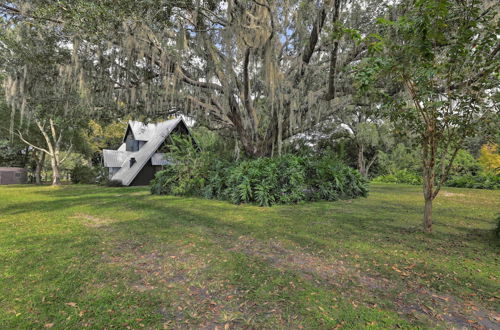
[103,118,191,186]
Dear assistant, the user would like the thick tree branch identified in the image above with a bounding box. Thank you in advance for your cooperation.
[302,1,329,65]
[0,3,63,24]
[324,0,341,100]
[59,143,73,164]
[242,47,258,135]
[15,130,50,155]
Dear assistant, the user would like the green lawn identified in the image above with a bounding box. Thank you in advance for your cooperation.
[0,183,498,329]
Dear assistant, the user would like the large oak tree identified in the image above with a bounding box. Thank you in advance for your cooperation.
[2,0,389,156]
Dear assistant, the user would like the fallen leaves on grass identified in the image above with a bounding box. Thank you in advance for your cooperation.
[227,235,499,329]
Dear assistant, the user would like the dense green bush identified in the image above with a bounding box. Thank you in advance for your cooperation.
[227,155,307,206]
[150,135,225,197]
[445,149,481,176]
[150,167,177,195]
[151,153,368,206]
[372,169,422,185]
[201,159,234,200]
[305,157,369,200]
[377,144,421,175]
[70,164,97,184]
[446,172,499,190]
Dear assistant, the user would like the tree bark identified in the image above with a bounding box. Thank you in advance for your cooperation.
[357,144,366,176]
[50,155,61,185]
[36,119,63,186]
[423,154,435,233]
[325,0,341,100]
[422,122,436,233]
[35,151,45,184]
[22,145,30,167]
[423,197,433,233]
[365,154,377,178]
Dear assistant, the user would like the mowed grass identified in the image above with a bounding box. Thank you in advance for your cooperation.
[0,183,498,329]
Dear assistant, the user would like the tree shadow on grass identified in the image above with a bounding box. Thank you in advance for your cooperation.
[4,186,497,255]
[6,186,498,275]
[3,185,498,328]
[92,199,499,328]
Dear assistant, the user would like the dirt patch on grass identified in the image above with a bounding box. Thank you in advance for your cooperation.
[228,236,389,291]
[129,248,205,292]
[441,191,466,197]
[227,235,499,329]
[104,242,290,328]
[71,213,117,228]
[96,230,498,329]
[395,289,500,329]
[102,242,204,291]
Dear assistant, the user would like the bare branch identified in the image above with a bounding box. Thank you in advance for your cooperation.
[16,130,50,155]
[59,143,73,164]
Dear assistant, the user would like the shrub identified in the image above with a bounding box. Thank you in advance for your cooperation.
[151,133,220,197]
[377,143,422,175]
[447,149,481,176]
[105,179,124,187]
[227,155,306,206]
[478,144,500,174]
[201,159,234,200]
[372,169,422,185]
[151,153,368,206]
[150,166,179,195]
[305,157,369,201]
[98,177,124,187]
[70,165,97,184]
[446,172,500,190]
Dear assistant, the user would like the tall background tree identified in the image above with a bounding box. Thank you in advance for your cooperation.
[1,0,392,157]
[1,20,88,185]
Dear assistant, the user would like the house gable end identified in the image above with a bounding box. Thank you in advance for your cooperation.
[122,124,134,143]
[104,117,196,186]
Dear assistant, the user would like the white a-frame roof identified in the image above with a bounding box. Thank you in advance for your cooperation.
[103,117,186,186]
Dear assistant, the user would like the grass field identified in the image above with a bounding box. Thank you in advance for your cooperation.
[0,183,498,329]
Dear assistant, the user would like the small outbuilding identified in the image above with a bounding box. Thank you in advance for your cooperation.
[0,167,28,185]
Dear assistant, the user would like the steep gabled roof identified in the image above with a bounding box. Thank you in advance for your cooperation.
[105,118,186,186]
[124,120,174,142]
[103,149,133,168]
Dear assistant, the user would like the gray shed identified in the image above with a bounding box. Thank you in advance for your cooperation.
[0,167,28,185]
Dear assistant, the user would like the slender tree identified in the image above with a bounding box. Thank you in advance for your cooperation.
[369,0,499,232]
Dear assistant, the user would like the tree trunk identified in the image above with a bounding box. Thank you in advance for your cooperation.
[422,123,436,233]
[422,158,435,233]
[357,144,366,176]
[22,146,30,167]
[423,197,433,233]
[50,155,61,185]
[365,154,377,178]
[35,152,45,185]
